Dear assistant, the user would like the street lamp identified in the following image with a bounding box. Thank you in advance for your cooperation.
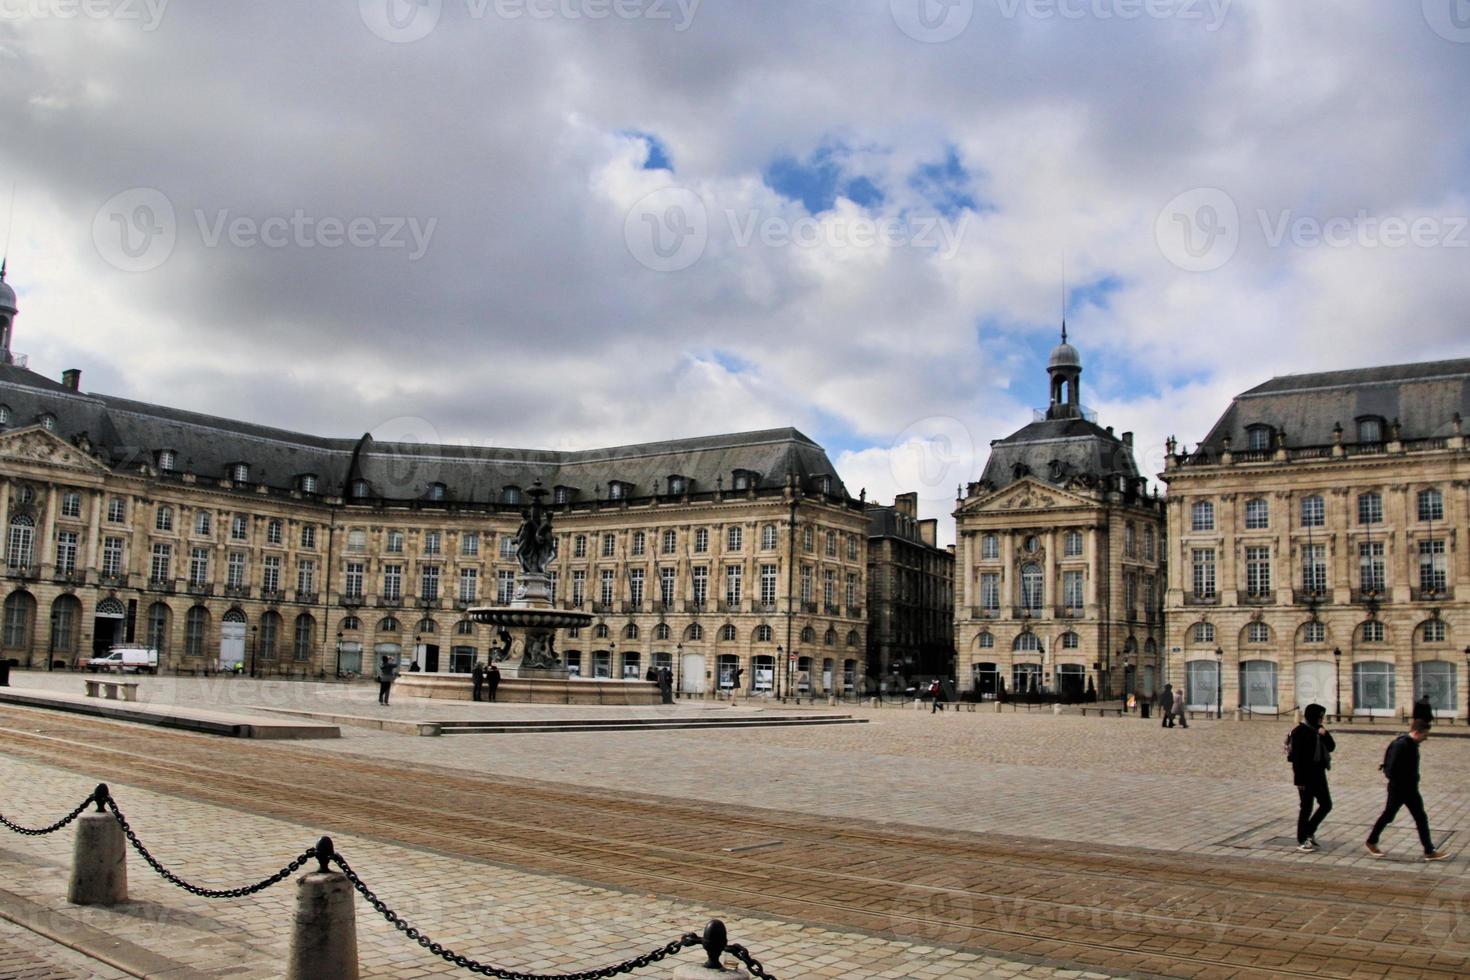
[335,630,344,678]
[1333,647,1342,721]
[249,625,258,678]
[1215,646,1223,719]
[1463,646,1469,721]
[674,641,682,696]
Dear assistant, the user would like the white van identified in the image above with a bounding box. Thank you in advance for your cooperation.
[86,645,160,674]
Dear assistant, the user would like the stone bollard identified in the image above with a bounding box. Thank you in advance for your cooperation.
[1052,703,1063,716]
[673,921,749,979]
[68,785,127,906]
[286,837,358,980]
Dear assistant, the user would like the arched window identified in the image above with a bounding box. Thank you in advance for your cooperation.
[2,591,34,648]
[686,623,703,642]
[1421,620,1447,644]
[1192,622,1215,644]
[719,624,737,642]
[624,623,640,640]
[1418,488,1444,522]
[661,529,677,554]
[454,620,475,636]
[1246,621,1270,644]
[1063,531,1082,557]
[427,483,447,502]
[754,624,773,643]
[222,607,247,624]
[824,629,836,646]
[1061,631,1079,649]
[1356,417,1383,444]
[416,618,438,634]
[1020,563,1043,611]
[825,531,837,556]
[654,623,671,641]
[978,631,994,649]
[340,615,361,631]
[258,611,281,661]
[1246,425,1273,451]
[49,595,81,655]
[294,614,315,661]
[377,616,401,633]
[846,630,859,647]
[594,623,610,639]
[154,506,173,532]
[1361,620,1385,643]
[147,602,171,654]
[1013,633,1040,652]
[351,479,371,498]
[185,606,209,657]
[1142,526,1155,560]
[1302,621,1326,644]
[6,515,35,567]
[800,626,816,643]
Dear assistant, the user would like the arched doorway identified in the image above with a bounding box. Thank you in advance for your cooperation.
[49,594,82,666]
[219,608,247,671]
[680,650,707,695]
[92,596,126,661]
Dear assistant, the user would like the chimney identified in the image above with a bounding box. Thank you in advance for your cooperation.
[918,518,937,548]
[62,369,81,391]
[894,492,918,518]
[1122,431,1134,447]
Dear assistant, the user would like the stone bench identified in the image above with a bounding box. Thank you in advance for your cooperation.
[84,678,141,702]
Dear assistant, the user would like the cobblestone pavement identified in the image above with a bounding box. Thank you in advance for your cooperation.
[0,915,128,979]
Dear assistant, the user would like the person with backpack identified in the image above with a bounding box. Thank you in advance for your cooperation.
[1287,703,1335,852]
[1366,720,1448,861]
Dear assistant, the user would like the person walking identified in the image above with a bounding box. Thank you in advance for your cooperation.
[375,655,398,706]
[1160,684,1174,728]
[486,663,501,703]
[1288,703,1335,852]
[1413,694,1435,726]
[471,662,484,703]
[1173,688,1188,729]
[658,665,674,704]
[929,678,944,713]
[1366,720,1448,860]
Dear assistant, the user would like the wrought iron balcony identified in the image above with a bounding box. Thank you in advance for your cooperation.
[1183,592,1220,606]
[1411,587,1453,603]
[224,585,251,599]
[970,606,999,619]
[375,596,403,609]
[339,592,364,608]
[98,573,130,589]
[1054,606,1083,619]
[53,568,87,586]
[1294,589,1329,607]
[4,562,39,580]
[295,590,319,605]
[186,581,214,596]
[260,589,285,603]
[1351,588,1387,605]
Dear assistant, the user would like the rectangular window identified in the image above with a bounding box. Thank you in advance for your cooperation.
[846,572,858,608]
[227,552,246,589]
[1124,523,1136,558]
[262,555,281,592]
[194,511,212,536]
[150,543,172,583]
[692,566,709,607]
[631,531,645,557]
[1244,499,1269,530]
[1419,539,1447,593]
[347,529,366,552]
[461,531,479,557]
[459,567,477,602]
[1245,546,1271,597]
[500,536,516,559]
[188,546,209,586]
[102,537,125,576]
[982,535,1000,559]
[424,531,442,556]
[661,529,677,555]
[297,559,315,594]
[759,565,777,606]
[980,572,1000,611]
[61,492,82,518]
[725,565,742,606]
[231,515,248,541]
[661,567,677,607]
[800,566,813,603]
[300,525,316,549]
[694,528,709,553]
[803,527,814,552]
[107,498,126,523]
[573,535,587,558]
[823,568,836,607]
[1191,548,1216,598]
[848,537,858,561]
[1191,501,1215,532]
[54,531,78,574]
[602,534,615,558]
[1301,496,1325,528]
[156,507,173,532]
[1418,490,1445,522]
[497,569,516,604]
[571,569,586,606]
[1358,542,1385,592]
[1302,544,1327,594]
[629,568,645,607]
[728,526,743,552]
[344,562,364,598]
[266,520,283,545]
[1063,570,1083,609]
[386,530,404,553]
[548,570,558,603]
[1358,493,1383,525]
[383,564,402,600]
[600,568,615,605]
[421,565,440,600]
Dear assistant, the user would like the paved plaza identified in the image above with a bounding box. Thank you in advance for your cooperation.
[0,671,1468,978]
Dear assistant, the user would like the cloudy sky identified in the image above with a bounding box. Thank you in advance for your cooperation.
[2,0,1467,543]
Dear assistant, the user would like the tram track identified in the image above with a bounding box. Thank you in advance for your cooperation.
[1,706,1466,979]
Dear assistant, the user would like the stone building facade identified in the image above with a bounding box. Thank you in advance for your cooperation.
[865,492,955,688]
[0,273,867,697]
[953,333,1166,699]
[1162,359,1470,718]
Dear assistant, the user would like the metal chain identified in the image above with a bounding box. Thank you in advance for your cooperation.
[105,797,315,898]
[0,794,94,836]
[333,852,701,979]
[726,944,776,980]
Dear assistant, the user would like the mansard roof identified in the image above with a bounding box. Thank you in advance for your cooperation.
[977,416,1141,493]
[0,363,849,502]
[1197,357,1470,452]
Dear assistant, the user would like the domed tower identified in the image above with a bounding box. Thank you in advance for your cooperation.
[1046,323,1082,420]
[0,261,17,365]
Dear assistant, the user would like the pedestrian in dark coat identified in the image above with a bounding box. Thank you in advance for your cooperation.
[486,663,501,702]
[375,656,397,705]
[929,678,944,713]
[658,665,674,704]
[1412,695,1434,725]
[471,662,484,702]
[1366,720,1447,860]
[1173,689,1188,728]
[1160,684,1174,728]
[1289,703,1335,851]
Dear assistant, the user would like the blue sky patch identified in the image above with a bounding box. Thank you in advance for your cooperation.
[622,130,673,171]
[764,144,886,214]
[907,147,980,218]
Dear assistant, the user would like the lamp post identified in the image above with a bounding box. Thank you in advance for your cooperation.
[1215,646,1223,719]
[249,625,258,678]
[775,644,782,699]
[1333,646,1342,721]
[335,630,344,678]
[674,641,682,696]
[1463,646,1469,722]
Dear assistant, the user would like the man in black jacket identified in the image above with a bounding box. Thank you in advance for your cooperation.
[1289,703,1335,852]
[1366,720,1448,860]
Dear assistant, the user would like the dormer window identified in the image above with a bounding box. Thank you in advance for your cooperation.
[816,474,832,494]
[230,462,249,483]
[351,479,371,498]
[553,485,573,504]
[1356,416,1384,444]
[666,475,687,496]
[608,481,627,500]
[731,469,757,492]
[39,414,56,432]
[1245,425,1273,451]
[158,449,177,472]
[502,486,521,505]
[0,405,10,425]
[427,482,447,502]
[298,474,319,494]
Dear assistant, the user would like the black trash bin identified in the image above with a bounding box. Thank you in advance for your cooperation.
[1140,701,1151,719]
[0,659,10,687]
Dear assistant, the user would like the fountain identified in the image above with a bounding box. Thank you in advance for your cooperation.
[398,481,661,704]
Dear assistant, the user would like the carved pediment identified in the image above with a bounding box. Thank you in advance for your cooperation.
[0,427,112,475]
[961,477,1097,516]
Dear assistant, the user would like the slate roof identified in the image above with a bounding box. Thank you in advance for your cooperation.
[978,417,1141,492]
[1197,358,1470,451]
[0,364,850,502]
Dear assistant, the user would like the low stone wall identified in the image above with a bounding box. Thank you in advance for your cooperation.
[396,673,662,706]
